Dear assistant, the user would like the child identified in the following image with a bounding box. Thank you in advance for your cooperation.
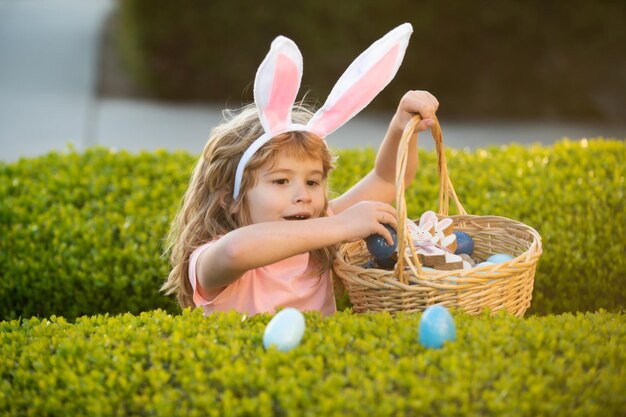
[161,23,438,316]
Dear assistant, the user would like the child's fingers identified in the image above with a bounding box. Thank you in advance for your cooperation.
[406,90,438,109]
[377,223,396,246]
[376,207,398,245]
[417,96,438,119]
[377,213,398,234]
[398,91,438,131]
[377,204,397,222]
[424,91,439,109]
[411,117,434,132]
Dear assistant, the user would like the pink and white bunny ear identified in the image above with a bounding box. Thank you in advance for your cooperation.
[233,36,303,199]
[254,36,303,136]
[306,23,413,138]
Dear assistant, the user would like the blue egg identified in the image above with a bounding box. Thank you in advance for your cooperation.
[486,253,514,264]
[366,224,398,260]
[263,308,305,352]
[375,256,396,270]
[453,231,474,256]
[474,261,494,275]
[418,305,456,349]
[362,259,377,269]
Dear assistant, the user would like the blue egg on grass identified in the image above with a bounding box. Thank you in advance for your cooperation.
[487,253,514,264]
[366,224,398,260]
[263,308,305,352]
[419,305,456,349]
[453,231,474,256]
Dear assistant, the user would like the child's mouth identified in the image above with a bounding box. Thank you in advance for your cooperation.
[283,214,311,221]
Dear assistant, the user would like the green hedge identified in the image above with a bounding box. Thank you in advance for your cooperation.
[0,149,188,320]
[1,309,624,416]
[116,0,625,122]
[1,139,624,320]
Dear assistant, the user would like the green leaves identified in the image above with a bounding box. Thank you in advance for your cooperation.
[0,148,188,321]
[1,309,624,416]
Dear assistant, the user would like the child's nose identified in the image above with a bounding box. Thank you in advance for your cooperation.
[293,183,312,204]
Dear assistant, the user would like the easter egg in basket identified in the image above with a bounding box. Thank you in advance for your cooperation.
[453,231,474,256]
[487,253,514,264]
[366,224,398,260]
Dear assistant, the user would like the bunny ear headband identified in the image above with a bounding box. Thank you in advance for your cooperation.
[233,23,414,199]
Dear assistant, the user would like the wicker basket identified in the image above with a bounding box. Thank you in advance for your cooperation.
[333,116,542,317]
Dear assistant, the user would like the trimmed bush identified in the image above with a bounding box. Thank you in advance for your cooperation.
[115,0,626,122]
[1,309,625,416]
[0,148,191,320]
[1,139,624,320]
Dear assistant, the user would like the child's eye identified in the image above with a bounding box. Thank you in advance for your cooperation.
[273,179,289,185]
[307,180,321,187]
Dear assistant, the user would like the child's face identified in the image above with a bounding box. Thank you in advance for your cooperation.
[245,151,326,225]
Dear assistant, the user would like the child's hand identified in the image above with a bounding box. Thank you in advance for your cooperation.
[390,90,439,133]
[336,201,397,245]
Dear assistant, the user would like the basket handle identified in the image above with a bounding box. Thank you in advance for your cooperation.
[394,115,466,283]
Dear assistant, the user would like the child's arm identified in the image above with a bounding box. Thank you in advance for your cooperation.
[330,90,439,214]
[196,201,397,291]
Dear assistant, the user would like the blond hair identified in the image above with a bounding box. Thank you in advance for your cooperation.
[161,103,336,309]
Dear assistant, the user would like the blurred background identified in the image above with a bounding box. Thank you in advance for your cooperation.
[1,0,625,162]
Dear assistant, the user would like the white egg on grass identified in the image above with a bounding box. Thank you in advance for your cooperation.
[263,307,306,352]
